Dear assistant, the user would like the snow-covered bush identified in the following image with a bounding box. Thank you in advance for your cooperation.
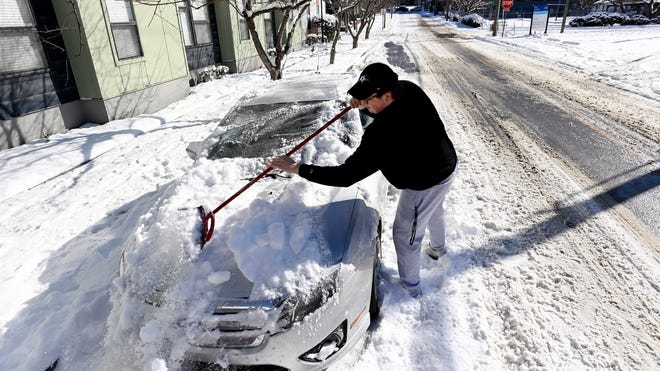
[461,13,486,28]
[570,12,651,27]
[193,65,229,85]
[570,12,612,26]
[309,14,338,42]
[305,34,321,46]
[624,14,652,25]
[310,14,338,28]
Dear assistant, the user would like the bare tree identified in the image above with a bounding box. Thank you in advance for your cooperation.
[451,0,488,14]
[364,0,392,39]
[137,0,311,80]
[574,0,600,11]
[345,0,382,49]
[444,0,453,20]
[231,0,310,80]
[324,0,351,64]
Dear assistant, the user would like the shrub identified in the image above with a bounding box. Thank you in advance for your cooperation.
[310,14,337,42]
[461,13,485,28]
[570,12,651,27]
[569,17,584,27]
[622,14,651,25]
[305,34,321,46]
[191,65,230,85]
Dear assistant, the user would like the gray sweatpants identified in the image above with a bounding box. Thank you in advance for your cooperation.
[393,170,456,290]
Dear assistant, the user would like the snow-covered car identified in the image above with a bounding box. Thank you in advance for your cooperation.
[114,75,387,370]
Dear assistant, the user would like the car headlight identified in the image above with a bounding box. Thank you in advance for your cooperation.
[276,269,339,329]
[299,320,347,362]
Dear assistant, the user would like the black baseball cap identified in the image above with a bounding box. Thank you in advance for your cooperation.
[348,63,399,100]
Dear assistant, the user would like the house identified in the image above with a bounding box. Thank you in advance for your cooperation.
[1,0,310,151]
[592,0,658,18]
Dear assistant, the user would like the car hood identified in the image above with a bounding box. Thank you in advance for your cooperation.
[212,184,369,300]
[118,173,382,307]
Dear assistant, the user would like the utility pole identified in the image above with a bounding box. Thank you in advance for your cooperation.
[492,0,502,36]
[560,0,570,33]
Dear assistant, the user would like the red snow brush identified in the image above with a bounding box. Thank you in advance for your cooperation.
[198,106,352,247]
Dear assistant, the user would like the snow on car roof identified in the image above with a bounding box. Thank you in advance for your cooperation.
[242,74,349,106]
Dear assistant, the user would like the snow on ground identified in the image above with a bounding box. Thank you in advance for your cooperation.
[457,16,660,100]
[0,12,658,371]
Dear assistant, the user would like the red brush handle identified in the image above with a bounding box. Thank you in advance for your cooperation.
[211,105,351,216]
[200,106,351,244]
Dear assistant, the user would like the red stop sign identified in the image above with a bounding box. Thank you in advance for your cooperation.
[502,0,513,10]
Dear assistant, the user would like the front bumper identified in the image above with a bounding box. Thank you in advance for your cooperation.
[184,275,373,371]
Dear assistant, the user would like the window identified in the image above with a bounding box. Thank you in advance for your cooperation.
[239,19,250,41]
[179,1,212,46]
[236,1,250,41]
[264,12,274,49]
[190,1,211,44]
[105,0,142,59]
[178,6,193,46]
[0,0,47,73]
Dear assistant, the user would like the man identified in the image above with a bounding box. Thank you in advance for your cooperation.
[267,63,457,297]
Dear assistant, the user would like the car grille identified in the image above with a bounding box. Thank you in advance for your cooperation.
[191,297,286,349]
[182,360,289,371]
[194,330,266,349]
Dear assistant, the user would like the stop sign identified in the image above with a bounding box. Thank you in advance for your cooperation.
[502,0,513,10]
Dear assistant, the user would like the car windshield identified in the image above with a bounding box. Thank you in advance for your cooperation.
[204,102,331,159]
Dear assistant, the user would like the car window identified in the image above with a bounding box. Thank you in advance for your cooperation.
[204,102,332,159]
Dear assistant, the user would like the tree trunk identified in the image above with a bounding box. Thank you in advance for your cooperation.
[365,15,375,39]
[329,28,340,64]
[245,14,283,80]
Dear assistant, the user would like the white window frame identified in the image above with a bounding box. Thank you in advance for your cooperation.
[179,1,212,47]
[105,0,143,60]
[263,12,274,49]
[236,1,250,41]
[0,0,47,74]
[239,19,250,41]
[178,6,194,46]
[190,0,212,45]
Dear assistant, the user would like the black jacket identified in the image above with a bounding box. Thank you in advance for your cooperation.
[298,80,457,191]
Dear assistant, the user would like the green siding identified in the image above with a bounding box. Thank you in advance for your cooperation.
[52,0,101,99]
[52,0,188,100]
[215,1,236,66]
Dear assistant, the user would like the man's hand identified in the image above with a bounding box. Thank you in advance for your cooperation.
[266,156,300,174]
[349,97,366,110]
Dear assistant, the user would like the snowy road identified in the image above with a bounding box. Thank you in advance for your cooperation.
[409,17,660,239]
[357,15,660,368]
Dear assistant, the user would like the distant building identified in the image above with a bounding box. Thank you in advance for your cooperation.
[592,0,658,18]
